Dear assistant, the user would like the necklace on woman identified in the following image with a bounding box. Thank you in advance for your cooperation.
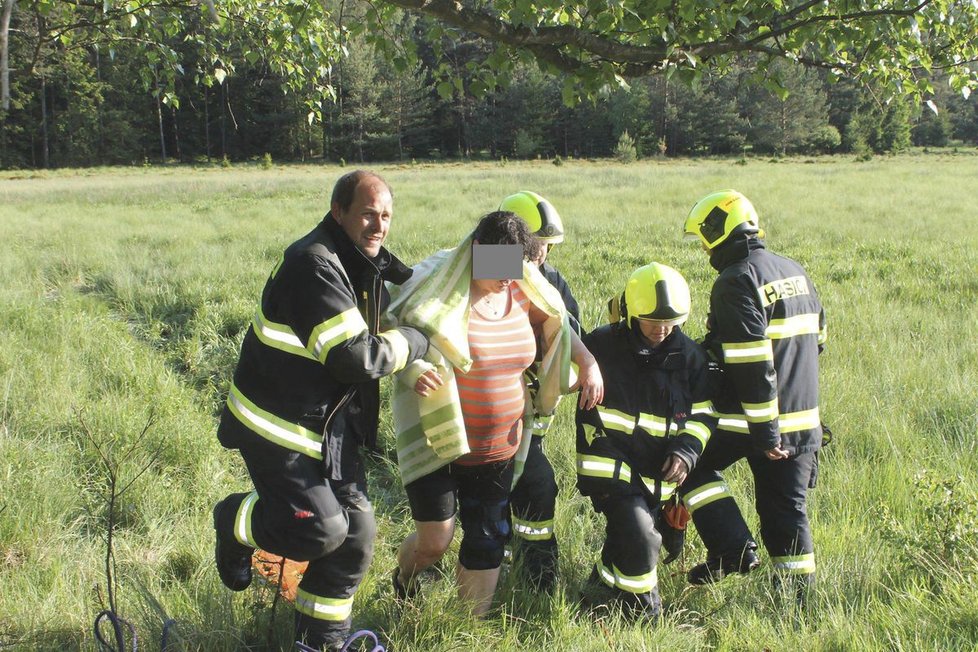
[476,289,508,317]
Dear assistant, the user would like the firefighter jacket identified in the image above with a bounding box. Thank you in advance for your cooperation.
[704,234,826,455]
[576,322,718,504]
[217,215,428,481]
[540,262,581,335]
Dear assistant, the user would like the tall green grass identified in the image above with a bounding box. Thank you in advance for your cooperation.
[1,154,976,650]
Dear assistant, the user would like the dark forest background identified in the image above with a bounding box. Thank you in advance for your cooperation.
[3,6,976,170]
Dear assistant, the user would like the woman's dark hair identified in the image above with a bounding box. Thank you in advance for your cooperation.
[472,211,543,262]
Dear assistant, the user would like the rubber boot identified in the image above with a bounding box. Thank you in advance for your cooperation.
[213,499,253,591]
[687,541,760,585]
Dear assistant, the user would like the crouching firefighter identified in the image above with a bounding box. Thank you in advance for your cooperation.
[212,171,429,650]
[575,263,718,619]
[678,189,826,605]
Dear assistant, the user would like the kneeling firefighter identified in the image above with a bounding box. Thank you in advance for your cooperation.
[575,263,718,618]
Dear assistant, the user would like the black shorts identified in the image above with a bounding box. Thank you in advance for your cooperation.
[405,459,515,523]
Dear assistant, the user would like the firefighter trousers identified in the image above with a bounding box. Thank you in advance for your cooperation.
[509,435,559,589]
[587,493,662,615]
[679,431,817,581]
[215,437,376,644]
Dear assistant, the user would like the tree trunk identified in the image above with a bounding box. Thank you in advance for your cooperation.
[204,83,211,162]
[170,103,181,161]
[95,48,105,164]
[155,76,167,164]
[40,75,49,168]
[1,0,14,112]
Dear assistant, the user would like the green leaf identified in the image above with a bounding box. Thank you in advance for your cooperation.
[436,81,454,99]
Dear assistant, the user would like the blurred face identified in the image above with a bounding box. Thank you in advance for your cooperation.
[332,177,392,257]
[636,318,677,348]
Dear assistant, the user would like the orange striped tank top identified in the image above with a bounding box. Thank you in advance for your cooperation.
[454,284,537,466]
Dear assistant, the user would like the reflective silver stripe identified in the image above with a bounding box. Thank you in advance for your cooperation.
[780,408,820,433]
[680,420,711,448]
[295,588,354,621]
[597,408,634,434]
[717,414,749,433]
[576,454,631,482]
[766,313,821,340]
[513,518,554,541]
[743,398,779,423]
[310,307,369,363]
[683,481,731,513]
[691,400,716,416]
[722,339,773,364]
[660,481,676,501]
[377,329,411,372]
[227,384,323,459]
[637,412,675,437]
[772,552,816,575]
[597,561,657,593]
[234,492,259,547]
[252,311,316,360]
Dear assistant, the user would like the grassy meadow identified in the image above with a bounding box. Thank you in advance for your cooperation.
[1,154,976,651]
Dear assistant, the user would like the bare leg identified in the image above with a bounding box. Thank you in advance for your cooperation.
[457,563,501,617]
[396,519,454,587]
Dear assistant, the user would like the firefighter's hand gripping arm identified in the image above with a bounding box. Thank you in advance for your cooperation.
[661,454,689,485]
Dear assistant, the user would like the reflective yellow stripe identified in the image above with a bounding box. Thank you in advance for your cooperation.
[309,307,369,363]
[683,481,731,514]
[377,329,411,372]
[743,398,779,424]
[766,313,821,340]
[717,413,750,433]
[772,552,815,575]
[295,588,354,621]
[722,339,773,364]
[513,517,554,541]
[597,561,657,594]
[757,275,810,307]
[234,492,259,547]
[818,323,828,346]
[661,481,677,501]
[637,412,675,437]
[640,475,657,495]
[679,420,711,448]
[716,408,819,434]
[252,311,317,360]
[597,407,635,434]
[780,408,820,433]
[576,454,631,482]
[227,384,323,459]
[691,400,716,416]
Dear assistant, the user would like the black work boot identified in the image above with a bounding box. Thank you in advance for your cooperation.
[294,612,347,651]
[521,540,559,593]
[687,542,760,585]
[212,500,254,591]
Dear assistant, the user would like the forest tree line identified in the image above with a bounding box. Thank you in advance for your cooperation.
[2,3,977,170]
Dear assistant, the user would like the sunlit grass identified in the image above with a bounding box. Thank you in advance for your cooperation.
[1,154,976,650]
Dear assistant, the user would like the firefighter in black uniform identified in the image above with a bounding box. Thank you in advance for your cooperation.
[212,170,429,650]
[499,191,581,592]
[576,263,717,618]
[678,190,826,601]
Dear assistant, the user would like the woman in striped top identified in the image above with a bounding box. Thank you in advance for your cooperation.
[393,211,603,616]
